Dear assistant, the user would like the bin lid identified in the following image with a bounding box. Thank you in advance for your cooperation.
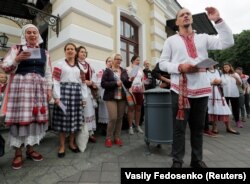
[144,87,171,94]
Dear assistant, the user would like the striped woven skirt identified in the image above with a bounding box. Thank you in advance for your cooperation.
[4,73,49,147]
[52,82,83,133]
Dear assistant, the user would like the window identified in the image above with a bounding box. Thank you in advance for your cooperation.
[120,17,139,66]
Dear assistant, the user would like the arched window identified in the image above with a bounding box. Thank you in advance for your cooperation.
[120,16,139,66]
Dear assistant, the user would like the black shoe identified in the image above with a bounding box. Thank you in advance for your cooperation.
[69,146,80,153]
[226,129,240,135]
[190,161,207,168]
[57,152,65,158]
[171,161,182,168]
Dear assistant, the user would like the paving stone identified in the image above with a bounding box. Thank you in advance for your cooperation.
[102,162,119,171]
[135,162,167,168]
[61,172,82,182]
[35,171,61,184]
[54,166,79,179]
[79,171,101,183]
[119,162,137,168]
[99,171,120,183]
[118,155,135,163]
[0,122,250,183]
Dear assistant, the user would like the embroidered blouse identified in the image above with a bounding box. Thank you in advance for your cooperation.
[126,65,144,93]
[159,21,234,98]
[52,60,85,99]
[221,73,241,98]
[0,45,53,89]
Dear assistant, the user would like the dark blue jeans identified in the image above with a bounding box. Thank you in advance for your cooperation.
[171,91,208,163]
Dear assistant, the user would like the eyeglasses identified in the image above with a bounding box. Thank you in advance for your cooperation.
[114,58,122,61]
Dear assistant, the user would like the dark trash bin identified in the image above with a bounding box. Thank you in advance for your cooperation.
[144,87,173,154]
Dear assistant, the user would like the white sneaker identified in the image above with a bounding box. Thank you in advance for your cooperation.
[129,127,134,135]
[136,126,144,134]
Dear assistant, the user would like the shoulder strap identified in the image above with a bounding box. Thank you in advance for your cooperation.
[107,68,128,92]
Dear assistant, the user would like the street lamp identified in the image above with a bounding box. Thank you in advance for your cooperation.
[0,33,9,48]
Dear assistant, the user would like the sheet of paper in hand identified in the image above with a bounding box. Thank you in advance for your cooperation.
[195,58,218,68]
[130,65,140,77]
[26,48,41,59]
[58,101,67,115]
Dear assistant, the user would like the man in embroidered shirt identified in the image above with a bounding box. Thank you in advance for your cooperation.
[159,7,234,168]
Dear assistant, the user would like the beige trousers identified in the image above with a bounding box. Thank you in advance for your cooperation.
[105,100,127,139]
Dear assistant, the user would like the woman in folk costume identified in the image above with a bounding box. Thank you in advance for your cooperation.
[206,65,239,135]
[221,63,243,128]
[52,43,84,158]
[92,57,112,136]
[0,24,53,169]
[77,46,97,143]
[126,55,144,135]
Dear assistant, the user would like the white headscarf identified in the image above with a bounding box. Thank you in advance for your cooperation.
[20,24,43,45]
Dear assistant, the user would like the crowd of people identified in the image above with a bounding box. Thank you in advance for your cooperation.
[0,6,246,170]
[0,23,163,169]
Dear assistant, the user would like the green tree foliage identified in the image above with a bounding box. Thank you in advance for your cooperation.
[208,30,250,73]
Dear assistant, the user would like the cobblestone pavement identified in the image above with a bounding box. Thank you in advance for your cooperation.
[0,119,250,184]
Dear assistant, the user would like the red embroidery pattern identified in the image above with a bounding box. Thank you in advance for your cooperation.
[79,61,92,81]
[176,73,190,120]
[171,83,212,96]
[212,85,225,106]
[6,120,48,126]
[3,65,17,73]
[180,34,198,59]
[208,114,229,122]
[85,115,96,123]
[52,67,62,81]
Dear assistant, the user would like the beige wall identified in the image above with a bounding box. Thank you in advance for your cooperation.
[0,0,180,72]
[87,0,111,12]
[48,0,179,67]
[0,17,21,60]
[71,13,111,37]
[111,0,157,62]
[0,19,19,27]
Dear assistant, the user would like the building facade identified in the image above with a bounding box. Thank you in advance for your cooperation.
[0,0,181,71]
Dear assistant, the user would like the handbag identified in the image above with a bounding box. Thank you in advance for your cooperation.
[0,134,5,157]
[125,90,135,106]
[76,123,89,152]
[122,84,135,106]
[111,68,135,106]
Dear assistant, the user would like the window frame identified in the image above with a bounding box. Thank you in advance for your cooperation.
[120,16,139,67]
